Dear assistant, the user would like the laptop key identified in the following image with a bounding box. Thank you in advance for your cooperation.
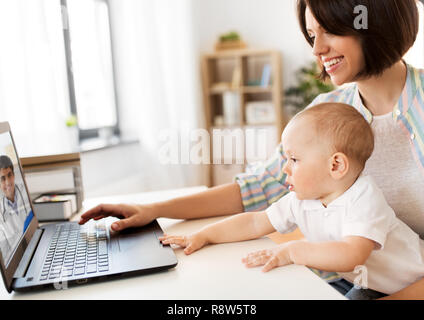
[62,269,73,277]
[87,264,97,273]
[74,267,85,275]
[98,265,109,272]
[98,241,108,255]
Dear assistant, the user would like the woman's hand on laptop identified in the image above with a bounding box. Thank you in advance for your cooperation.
[79,203,156,231]
[158,232,208,255]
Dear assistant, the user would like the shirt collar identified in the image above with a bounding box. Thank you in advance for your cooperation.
[302,199,326,211]
[5,189,18,210]
[352,61,417,123]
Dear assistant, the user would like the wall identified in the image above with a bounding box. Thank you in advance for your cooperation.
[80,143,146,198]
[190,0,314,89]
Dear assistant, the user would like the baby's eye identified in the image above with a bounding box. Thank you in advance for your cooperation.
[290,157,297,163]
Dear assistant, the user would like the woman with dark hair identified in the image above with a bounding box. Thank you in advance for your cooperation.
[80,0,424,299]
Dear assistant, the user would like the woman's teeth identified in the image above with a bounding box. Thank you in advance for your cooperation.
[324,57,343,69]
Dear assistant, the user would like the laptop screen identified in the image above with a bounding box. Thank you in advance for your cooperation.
[0,131,34,267]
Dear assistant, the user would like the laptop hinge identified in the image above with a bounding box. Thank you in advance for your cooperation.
[13,229,43,279]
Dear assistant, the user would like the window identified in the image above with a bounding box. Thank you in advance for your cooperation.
[404,0,424,68]
[61,0,119,139]
[0,0,73,154]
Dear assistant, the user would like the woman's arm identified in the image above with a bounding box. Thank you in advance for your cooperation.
[155,182,244,220]
[80,182,244,231]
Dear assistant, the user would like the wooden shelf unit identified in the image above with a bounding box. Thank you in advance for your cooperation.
[21,152,84,216]
[201,49,287,186]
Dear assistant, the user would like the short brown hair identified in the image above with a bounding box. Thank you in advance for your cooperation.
[297,0,419,81]
[0,155,13,173]
[294,103,374,170]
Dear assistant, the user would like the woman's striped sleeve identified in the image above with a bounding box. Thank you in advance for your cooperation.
[235,143,290,211]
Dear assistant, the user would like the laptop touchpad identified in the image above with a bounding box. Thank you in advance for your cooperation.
[116,228,157,252]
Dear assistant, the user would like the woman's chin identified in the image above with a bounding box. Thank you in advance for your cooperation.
[329,75,347,86]
[329,71,358,87]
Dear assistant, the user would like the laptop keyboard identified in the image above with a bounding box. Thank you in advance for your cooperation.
[39,222,110,281]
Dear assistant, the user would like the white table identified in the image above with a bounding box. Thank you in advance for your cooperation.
[0,186,345,300]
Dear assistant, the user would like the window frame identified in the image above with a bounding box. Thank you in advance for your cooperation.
[60,0,120,141]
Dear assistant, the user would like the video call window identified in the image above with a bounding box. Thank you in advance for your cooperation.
[0,132,33,266]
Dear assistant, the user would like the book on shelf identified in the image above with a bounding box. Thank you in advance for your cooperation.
[222,92,240,125]
[33,193,77,221]
[260,63,272,87]
[231,66,242,89]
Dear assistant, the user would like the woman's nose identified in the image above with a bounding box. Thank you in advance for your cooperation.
[312,35,329,57]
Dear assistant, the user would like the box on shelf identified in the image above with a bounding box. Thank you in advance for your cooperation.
[246,101,275,125]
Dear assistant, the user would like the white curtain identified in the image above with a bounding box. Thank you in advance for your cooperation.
[0,0,72,156]
[108,0,208,190]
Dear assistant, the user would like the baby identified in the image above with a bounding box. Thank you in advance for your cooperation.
[159,103,424,299]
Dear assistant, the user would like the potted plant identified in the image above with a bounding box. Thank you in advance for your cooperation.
[65,114,79,147]
[215,31,247,51]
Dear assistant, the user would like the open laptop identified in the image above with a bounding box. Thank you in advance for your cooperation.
[0,122,177,292]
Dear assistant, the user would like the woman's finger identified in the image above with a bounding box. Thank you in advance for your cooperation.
[79,203,126,224]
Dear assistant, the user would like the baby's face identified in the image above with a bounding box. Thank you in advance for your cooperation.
[281,117,334,201]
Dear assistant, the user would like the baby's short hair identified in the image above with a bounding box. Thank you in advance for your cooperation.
[294,103,374,169]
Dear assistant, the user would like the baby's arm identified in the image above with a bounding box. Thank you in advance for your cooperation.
[159,211,276,255]
[243,236,375,272]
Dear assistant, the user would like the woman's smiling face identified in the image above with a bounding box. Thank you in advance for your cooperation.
[305,6,366,86]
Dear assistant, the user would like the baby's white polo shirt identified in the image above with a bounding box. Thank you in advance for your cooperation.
[266,175,424,294]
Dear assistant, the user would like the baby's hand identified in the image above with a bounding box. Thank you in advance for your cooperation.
[242,243,293,272]
[159,232,208,255]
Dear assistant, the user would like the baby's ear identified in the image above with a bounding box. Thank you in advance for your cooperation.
[329,152,349,179]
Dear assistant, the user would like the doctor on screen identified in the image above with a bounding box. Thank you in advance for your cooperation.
[0,155,31,262]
